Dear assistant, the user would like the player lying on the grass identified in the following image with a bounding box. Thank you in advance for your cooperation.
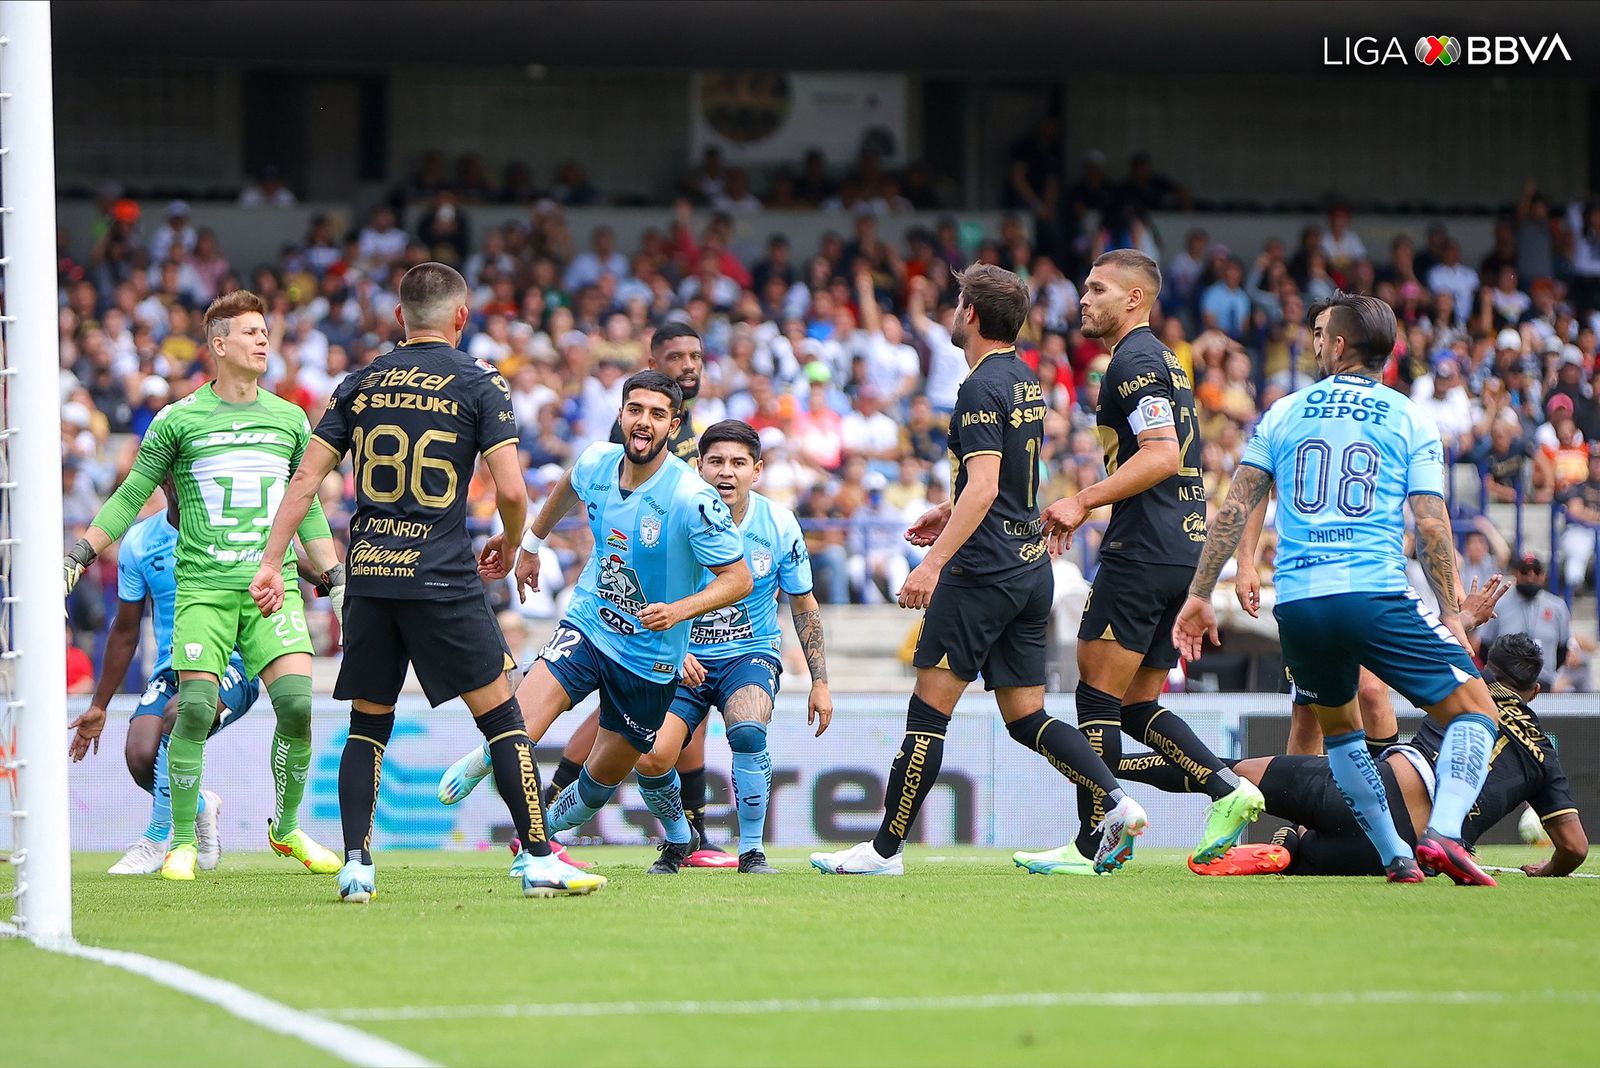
[1176,292,1503,886]
[811,264,1138,877]
[254,262,602,901]
[626,419,832,874]
[64,290,345,882]
[438,371,752,874]
[1127,635,1588,878]
[1021,250,1265,877]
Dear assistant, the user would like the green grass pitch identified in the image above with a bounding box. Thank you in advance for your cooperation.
[4,846,1597,1067]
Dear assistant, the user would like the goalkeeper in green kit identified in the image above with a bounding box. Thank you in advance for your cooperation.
[63,291,346,881]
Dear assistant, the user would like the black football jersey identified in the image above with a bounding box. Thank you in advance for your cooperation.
[1410,683,1578,846]
[943,348,1048,586]
[314,340,518,598]
[1094,325,1206,566]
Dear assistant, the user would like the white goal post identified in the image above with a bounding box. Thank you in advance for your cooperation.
[1,0,71,944]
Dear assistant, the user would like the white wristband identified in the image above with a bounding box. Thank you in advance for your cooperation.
[520,528,545,554]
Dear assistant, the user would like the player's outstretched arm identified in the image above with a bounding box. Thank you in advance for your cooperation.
[68,597,145,761]
[502,467,577,600]
[1409,492,1469,647]
[64,428,176,595]
[1043,428,1178,552]
[1174,464,1273,661]
[251,440,341,616]
[1522,812,1589,877]
[638,558,753,633]
[900,453,998,609]
[790,591,833,736]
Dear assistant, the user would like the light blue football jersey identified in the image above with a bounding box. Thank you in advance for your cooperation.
[118,513,180,675]
[688,490,813,660]
[1240,373,1445,604]
[564,443,746,683]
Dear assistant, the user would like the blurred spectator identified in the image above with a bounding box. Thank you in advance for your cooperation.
[1200,258,1250,339]
[238,167,297,207]
[357,206,408,270]
[1559,444,1600,593]
[149,201,196,262]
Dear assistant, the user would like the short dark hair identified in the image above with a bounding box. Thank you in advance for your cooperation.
[1092,248,1162,298]
[1306,290,1396,370]
[622,369,683,414]
[399,262,469,329]
[651,321,701,353]
[953,262,1029,342]
[698,419,761,460]
[1486,633,1544,691]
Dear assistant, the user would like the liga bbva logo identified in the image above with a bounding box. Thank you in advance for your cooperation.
[1324,33,1571,66]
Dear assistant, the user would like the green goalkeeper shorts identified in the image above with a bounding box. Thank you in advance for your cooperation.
[172,585,313,679]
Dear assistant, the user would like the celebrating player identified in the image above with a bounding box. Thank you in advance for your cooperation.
[1023,250,1264,876]
[252,262,598,902]
[1175,291,1503,885]
[1149,635,1587,879]
[437,371,752,875]
[629,419,832,874]
[810,264,1135,877]
[67,482,262,874]
[63,290,344,882]
[542,323,730,863]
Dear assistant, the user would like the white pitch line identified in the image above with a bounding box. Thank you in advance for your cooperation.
[317,988,1600,1024]
[23,935,437,1067]
[1482,865,1600,880]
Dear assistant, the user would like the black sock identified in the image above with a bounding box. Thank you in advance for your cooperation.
[1122,700,1239,802]
[1008,710,1123,846]
[1074,683,1123,855]
[340,710,394,865]
[872,695,949,858]
[474,698,550,857]
[545,756,583,809]
[1117,751,1199,793]
[679,765,708,826]
[1365,732,1399,761]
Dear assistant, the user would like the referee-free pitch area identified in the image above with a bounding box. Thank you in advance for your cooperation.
[4,847,1595,1067]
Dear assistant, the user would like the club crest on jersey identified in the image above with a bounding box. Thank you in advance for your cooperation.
[184,642,203,661]
[752,549,772,577]
[607,527,629,550]
[641,514,661,548]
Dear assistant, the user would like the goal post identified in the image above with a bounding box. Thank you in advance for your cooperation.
[0,0,71,944]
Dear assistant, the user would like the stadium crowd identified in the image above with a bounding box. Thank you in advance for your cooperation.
[53,151,1600,690]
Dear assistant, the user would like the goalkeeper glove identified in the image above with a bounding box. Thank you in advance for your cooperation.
[315,563,347,625]
[63,537,97,597]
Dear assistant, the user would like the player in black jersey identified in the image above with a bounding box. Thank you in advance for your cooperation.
[540,321,727,864]
[811,264,1134,877]
[253,262,603,901]
[1176,634,1588,879]
[1025,248,1264,876]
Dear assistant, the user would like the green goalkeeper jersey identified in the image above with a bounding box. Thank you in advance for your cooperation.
[89,383,332,589]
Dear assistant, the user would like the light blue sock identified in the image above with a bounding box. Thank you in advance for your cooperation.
[1325,729,1412,865]
[636,769,692,845]
[727,721,771,855]
[547,767,617,833]
[1427,713,1498,840]
[142,735,173,843]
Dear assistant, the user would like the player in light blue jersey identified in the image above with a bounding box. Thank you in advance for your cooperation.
[1175,292,1502,886]
[630,421,833,874]
[438,372,752,875]
[67,484,262,875]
